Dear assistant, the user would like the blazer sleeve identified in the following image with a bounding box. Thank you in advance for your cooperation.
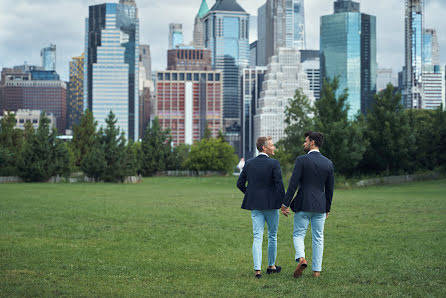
[236,165,247,194]
[325,162,335,212]
[283,157,303,207]
[272,160,285,200]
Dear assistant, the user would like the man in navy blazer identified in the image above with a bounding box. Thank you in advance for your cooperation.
[281,131,334,278]
[237,136,285,279]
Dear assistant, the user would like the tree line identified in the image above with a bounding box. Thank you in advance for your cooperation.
[0,110,238,182]
[275,77,446,178]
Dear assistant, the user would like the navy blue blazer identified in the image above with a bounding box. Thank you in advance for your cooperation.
[283,151,334,213]
[237,154,285,210]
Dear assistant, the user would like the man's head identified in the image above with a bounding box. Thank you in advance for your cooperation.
[303,131,324,153]
[256,136,276,156]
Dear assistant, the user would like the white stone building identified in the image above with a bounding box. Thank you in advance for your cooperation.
[254,47,314,145]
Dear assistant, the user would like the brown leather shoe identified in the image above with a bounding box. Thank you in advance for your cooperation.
[293,258,307,278]
[313,271,321,277]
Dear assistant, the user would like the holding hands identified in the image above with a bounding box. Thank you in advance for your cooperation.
[281,205,290,217]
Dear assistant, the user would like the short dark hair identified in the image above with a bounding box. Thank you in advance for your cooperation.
[305,131,324,148]
[256,136,272,152]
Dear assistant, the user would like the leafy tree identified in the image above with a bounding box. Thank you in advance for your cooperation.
[203,121,212,140]
[168,143,191,170]
[140,117,173,176]
[434,106,446,169]
[277,88,316,165]
[18,113,54,182]
[81,141,106,181]
[185,138,238,174]
[314,77,367,176]
[361,84,414,175]
[100,111,135,182]
[0,112,24,175]
[71,109,97,169]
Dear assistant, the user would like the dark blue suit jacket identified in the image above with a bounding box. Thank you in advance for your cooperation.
[237,154,285,210]
[283,151,334,213]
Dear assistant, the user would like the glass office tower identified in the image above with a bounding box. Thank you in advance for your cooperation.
[404,0,424,109]
[203,0,250,132]
[84,0,139,140]
[320,0,376,117]
[41,44,56,71]
[169,23,183,49]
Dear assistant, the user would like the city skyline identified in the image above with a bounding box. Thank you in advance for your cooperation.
[0,0,445,82]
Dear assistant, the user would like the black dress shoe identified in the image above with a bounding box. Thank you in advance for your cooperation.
[255,273,262,279]
[266,266,282,274]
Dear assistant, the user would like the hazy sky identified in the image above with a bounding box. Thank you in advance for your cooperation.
[0,0,444,81]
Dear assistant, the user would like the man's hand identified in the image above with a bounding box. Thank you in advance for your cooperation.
[281,205,290,217]
[326,212,330,219]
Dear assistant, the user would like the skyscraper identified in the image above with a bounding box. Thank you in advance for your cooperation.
[139,44,151,80]
[203,0,250,134]
[193,0,209,49]
[41,44,56,71]
[320,0,376,117]
[262,0,306,66]
[403,0,424,109]
[240,66,266,159]
[254,48,314,144]
[67,54,84,130]
[156,70,223,146]
[84,0,139,140]
[301,50,321,100]
[167,49,212,71]
[169,23,183,49]
[257,3,267,66]
[422,28,443,110]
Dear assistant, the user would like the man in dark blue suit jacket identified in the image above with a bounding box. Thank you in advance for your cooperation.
[281,131,334,278]
[237,136,285,279]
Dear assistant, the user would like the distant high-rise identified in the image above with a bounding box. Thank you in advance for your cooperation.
[167,49,212,71]
[320,0,376,117]
[240,66,266,159]
[254,48,314,144]
[169,23,183,49]
[0,68,67,133]
[262,0,306,66]
[156,70,223,146]
[257,3,267,66]
[41,44,56,71]
[377,68,398,92]
[193,0,209,49]
[139,45,151,80]
[203,0,250,134]
[67,54,84,130]
[301,50,320,100]
[422,28,443,110]
[84,0,139,140]
[403,0,424,109]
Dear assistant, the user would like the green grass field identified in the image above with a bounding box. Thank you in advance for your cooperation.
[0,178,445,297]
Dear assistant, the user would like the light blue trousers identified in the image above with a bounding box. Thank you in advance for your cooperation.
[251,209,279,271]
[293,211,326,272]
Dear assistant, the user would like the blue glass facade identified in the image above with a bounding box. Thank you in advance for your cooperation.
[320,1,376,117]
[30,70,60,81]
[84,1,139,140]
[41,44,56,71]
[203,2,250,130]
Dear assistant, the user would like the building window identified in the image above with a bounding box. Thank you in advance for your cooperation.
[179,73,185,81]
[187,73,192,81]
[19,119,24,123]
[158,73,163,80]
[165,73,171,80]
[172,73,178,81]
[208,74,214,81]
[32,119,38,124]
[194,73,199,81]
[215,74,220,81]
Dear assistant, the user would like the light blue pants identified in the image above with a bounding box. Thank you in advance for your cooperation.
[293,211,326,272]
[251,209,279,271]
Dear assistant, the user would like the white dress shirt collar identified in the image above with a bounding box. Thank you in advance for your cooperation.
[308,149,320,154]
[259,152,269,157]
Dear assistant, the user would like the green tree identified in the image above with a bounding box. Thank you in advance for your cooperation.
[203,121,212,140]
[0,112,24,175]
[18,113,53,182]
[185,138,238,174]
[169,143,191,170]
[140,117,173,176]
[81,141,106,181]
[277,88,316,166]
[314,77,367,176]
[100,111,135,182]
[71,109,97,169]
[361,84,414,175]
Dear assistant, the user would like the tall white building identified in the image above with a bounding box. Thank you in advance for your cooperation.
[254,48,314,144]
[422,66,445,110]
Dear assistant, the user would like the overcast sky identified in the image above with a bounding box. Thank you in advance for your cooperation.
[0,0,444,81]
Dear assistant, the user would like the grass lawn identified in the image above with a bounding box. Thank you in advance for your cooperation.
[0,177,445,297]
